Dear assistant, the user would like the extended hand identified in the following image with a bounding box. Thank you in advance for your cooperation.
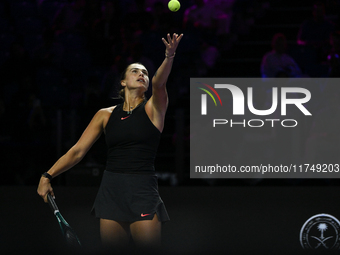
[162,33,183,57]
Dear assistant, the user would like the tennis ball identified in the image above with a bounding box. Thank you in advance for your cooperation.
[168,0,180,12]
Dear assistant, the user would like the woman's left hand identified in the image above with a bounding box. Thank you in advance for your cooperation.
[162,33,183,57]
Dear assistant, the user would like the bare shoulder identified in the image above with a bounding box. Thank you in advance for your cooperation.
[98,106,117,129]
[99,106,117,114]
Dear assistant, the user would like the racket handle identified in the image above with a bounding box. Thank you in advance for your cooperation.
[47,193,59,213]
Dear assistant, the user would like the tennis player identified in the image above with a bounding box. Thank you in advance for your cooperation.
[37,33,183,253]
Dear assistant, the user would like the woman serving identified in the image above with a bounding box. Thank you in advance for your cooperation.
[37,33,183,253]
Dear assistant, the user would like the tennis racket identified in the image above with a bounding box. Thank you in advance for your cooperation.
[47,193,82,248]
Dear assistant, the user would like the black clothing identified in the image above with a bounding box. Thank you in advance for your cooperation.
[92,102,169,222]
[105,102,161,174]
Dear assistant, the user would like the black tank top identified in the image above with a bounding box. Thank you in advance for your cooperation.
[105,101,161,174]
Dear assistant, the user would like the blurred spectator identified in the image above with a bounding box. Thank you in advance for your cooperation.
[52,0,87,34]
[297,1,336,61]
[150,1,175,33]
[183,0,221,43]
[229,0,265,36]
[83,0,102,32]
[261,33,303,78]
[304,86,340,164]
[211,0,235,36]
[32,28,64,68]
[199,42,220,76]
[297,1,336,47]
[122,0,155,44]
[327,30,340,77]
[90,0,122,66]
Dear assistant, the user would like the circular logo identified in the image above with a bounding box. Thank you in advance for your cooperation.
[300,213,340,250]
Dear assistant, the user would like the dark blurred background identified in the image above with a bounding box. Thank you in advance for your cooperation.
[0,0,339,187]
[2,1,340,254]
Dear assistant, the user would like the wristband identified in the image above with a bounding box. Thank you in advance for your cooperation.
[165,52,176,59]
[42,172,53,181]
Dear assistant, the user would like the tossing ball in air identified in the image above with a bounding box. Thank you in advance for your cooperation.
[168,0,180,12]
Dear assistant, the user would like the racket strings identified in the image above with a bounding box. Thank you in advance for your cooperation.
[65,228,81,247]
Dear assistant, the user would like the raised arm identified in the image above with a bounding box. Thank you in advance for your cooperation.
[152,33,183,89]
[37,108,110,202]
[146,33,183,132]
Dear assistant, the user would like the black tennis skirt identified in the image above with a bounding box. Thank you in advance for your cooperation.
[91,171,170,223]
